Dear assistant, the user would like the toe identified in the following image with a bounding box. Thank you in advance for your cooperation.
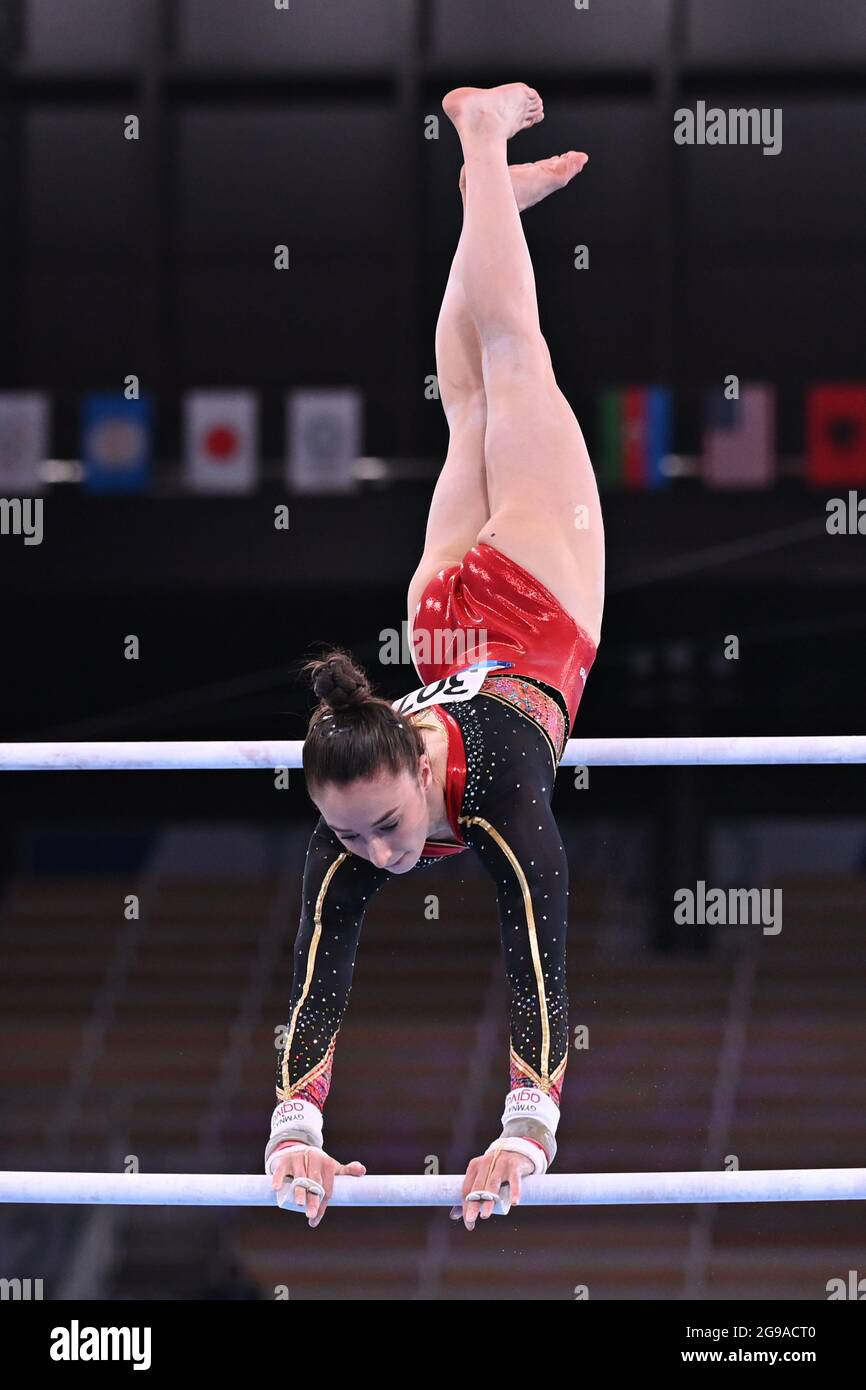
[564,151,588,176]
[543,154,571,180]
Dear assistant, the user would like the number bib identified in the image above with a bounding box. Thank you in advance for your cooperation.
[392,660,513,718]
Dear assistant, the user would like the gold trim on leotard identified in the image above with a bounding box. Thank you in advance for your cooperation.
[458,812,552,1086]
[278,851,347,1098]
[509,1047,567,1094]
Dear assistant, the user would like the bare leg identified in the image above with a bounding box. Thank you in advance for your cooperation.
[407,150,592,635]
[405,244,489,635]
[444,83,605,646]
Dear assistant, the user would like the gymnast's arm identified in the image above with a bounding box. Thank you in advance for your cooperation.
[264,816,391,1187]
[460,763,570,1174]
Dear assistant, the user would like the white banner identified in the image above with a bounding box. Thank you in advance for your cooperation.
[0,392,50,493]
[285,388,362,493]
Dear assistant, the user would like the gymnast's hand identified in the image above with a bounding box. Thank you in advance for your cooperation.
[269,1142,366,1227]
[451,1148,535,1231]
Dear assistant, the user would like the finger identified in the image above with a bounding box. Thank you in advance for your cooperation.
[271,1156,298,1191]
[462,1197,480,1231]
[272,1160,324,1214]
[308,1196,329,1229]
[470,1151,503,1223]
[337,1161,367,1176]
[468,1174,513,1219]
[461,1166,482,1201]
[463,1187,494,1229]
[283,1151,324,1214]
[488,1170,515,1215]
[271,1160,298,1194]
[303,1170,323,1222]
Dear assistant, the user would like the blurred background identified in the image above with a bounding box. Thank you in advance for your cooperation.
[1,0,866,1300]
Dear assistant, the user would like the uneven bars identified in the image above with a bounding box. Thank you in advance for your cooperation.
[0,735,864,771]
[1,1168,865,1207]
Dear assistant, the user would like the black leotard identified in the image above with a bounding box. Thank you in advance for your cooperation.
[272,677,572,1153]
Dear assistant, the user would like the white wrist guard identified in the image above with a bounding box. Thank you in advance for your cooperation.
[501,1087,560,1136]
[263,1099,324,1170]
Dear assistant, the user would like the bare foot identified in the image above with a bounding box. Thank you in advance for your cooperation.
[459,152,589,211]
[443,83,544,141]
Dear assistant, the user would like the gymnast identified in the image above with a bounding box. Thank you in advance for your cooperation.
[266,84,605,1229]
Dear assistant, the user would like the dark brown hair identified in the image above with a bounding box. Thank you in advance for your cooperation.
[302,648,426,793]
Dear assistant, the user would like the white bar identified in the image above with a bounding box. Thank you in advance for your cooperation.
[0,735,865,772]
[1,1168,865,1207]
[0,741,299,772]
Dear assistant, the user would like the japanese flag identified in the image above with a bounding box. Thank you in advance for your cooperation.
[183,390,259,493]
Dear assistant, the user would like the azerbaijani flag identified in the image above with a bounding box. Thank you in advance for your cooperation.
[597,386,672,489]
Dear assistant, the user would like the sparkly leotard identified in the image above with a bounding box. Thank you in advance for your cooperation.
[275,679,579,1123]
[273,544,598,1155]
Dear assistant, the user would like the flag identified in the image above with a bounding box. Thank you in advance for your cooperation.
[596,387,622,488]
[0,392,50,493]
[82,393,152,493]
[285,388,362,494]
[183,390,259,493]
[647,388,673,488]
[700,384,776,488]
[597,386,672,489]
[806,383,866,486]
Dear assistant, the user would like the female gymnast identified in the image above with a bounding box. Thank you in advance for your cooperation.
[266,83,605,1230]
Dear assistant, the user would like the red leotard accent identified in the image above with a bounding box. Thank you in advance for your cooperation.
[411,543,597,728]
[417,704,469,859]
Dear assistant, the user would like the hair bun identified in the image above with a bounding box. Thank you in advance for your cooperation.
[312,653,371,713]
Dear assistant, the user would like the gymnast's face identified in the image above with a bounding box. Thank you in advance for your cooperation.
[313,757,433,873]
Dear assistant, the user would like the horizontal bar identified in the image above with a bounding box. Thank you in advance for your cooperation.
[0,735,864,772]
[1,1168,865,1207]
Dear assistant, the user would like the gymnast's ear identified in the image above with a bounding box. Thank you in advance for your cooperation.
[415,746,433,786]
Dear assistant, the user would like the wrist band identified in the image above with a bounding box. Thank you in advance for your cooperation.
[265,1098,324,1165]
[502,1116,557,1167]
[270,1099,324,1144]
[500,1086,560,1136]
